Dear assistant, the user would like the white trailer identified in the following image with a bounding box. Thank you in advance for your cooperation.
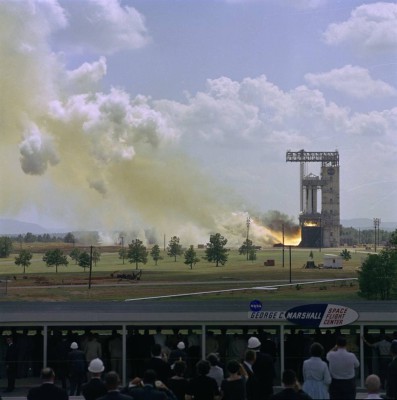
[323,254,343,269]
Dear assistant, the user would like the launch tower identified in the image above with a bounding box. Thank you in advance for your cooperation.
[286,150,340,248]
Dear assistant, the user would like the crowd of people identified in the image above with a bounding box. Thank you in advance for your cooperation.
[1,326,397,399]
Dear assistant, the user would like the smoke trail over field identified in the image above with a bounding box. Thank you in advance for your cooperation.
[0,1,301,246]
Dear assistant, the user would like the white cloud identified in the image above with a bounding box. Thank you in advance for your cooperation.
[19,123,59,175]
[56,0,150,54]
[67,57,107,87]
[305,65,397,98]
[323,2,397,51]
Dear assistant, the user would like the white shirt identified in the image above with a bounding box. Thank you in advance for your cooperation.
[326,347,359,379]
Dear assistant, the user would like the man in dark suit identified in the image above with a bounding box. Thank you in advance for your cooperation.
[27,367,68,400]
[97,371,133,400]
[246,336,275,400]
[82,358,107,400]
[145,344,172,383]
[4,336,18,392]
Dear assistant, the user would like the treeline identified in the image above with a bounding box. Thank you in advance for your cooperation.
[10,232,76,244]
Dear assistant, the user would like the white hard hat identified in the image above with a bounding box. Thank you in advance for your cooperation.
[88,358,105,373]
[70,342,78,349]
[248,336,261,349]
[177,341,185,350]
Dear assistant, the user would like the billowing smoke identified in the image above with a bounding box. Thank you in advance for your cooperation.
[0,1,299,247]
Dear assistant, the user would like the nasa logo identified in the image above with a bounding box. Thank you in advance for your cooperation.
[249,299,262,312]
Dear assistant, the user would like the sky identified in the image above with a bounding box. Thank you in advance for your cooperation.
[0,0,396,245]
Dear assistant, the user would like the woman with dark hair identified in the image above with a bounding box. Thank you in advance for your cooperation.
[221,360,247,400]
[302,342,331,399]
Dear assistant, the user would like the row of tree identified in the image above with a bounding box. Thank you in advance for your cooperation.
[14,248,102,274]
[119,233,230,270]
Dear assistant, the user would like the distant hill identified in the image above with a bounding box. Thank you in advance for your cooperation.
[341,218,397,231]
[0,219,50,235]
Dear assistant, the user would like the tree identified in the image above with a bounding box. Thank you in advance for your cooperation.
[43,249,69,273]
[15,250,33,274]
[78,251,91,272]
[64,232,76,244]
[238,239,253,256]
[0,236,13,258]
[167,236,183,261]
[358,230,397,300]
[205,233,229,267]
[184,245,199,269]
[92,248,101,266]
[340,248,352,261]
[309,250,314,259]
[127,239,148,270]
[248,248,257,262]
[118,247,127,264]
[24,232,36,243]
[69,248,81,265]
[150,244,162,266]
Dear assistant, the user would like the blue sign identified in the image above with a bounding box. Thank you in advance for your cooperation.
[285,304,358,328]
[249,299,262,312]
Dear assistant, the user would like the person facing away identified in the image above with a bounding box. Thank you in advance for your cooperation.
[326,336,359,400]
[68,341,87,396]
[364,374,383,399]
[220,359,247,400]
[126,369,176,400]
[145,343,172,383]
[270,370,312,400]
[82,358,107,400]
[27,367,69,400]
[302,342,331,400]
[97,371,133,400]
[185,359,221,400]
[167,360,189,400]
[246,336,275,400]
[386,341,397,399]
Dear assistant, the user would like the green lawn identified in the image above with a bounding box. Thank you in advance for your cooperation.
[0,246,366,301]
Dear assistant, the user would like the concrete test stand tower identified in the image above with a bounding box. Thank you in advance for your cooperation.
[286,150,340,248]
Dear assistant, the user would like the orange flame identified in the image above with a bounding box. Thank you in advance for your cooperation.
[268,227,302,246]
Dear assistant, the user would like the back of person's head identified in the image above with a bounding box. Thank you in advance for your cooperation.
[336,336,347,347]
[196,360,211,376]
[41,367,55,381]
[365,374,381,393]
[173,360,187,376]
[226,360,240,375]
[143,369,157,385]
[105,371,120,390]
[310,342,324,357]
[245,349,256,363]
[282,369,297,387]
[151,343,162,357]
[206,353,219,366]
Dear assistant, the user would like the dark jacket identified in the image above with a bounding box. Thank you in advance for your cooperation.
[270,388,312,400]
[129,384,176,400]
[27,382,69,400]
[82,378,108,400]
[97,391,133,400]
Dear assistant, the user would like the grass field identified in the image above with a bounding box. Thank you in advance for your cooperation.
[0,244,369,302]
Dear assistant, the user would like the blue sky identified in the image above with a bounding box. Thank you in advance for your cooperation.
[0,0,396,244]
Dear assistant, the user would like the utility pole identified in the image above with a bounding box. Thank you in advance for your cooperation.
[246,216,251,261]
[373,218,380,252]
[282,224,285,268]
[88,245,93,289]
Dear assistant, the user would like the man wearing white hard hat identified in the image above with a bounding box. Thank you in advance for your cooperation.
[82,358,107,400]
[168,341,188,368]
[68,341,87,396]
[246,336,275,400]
